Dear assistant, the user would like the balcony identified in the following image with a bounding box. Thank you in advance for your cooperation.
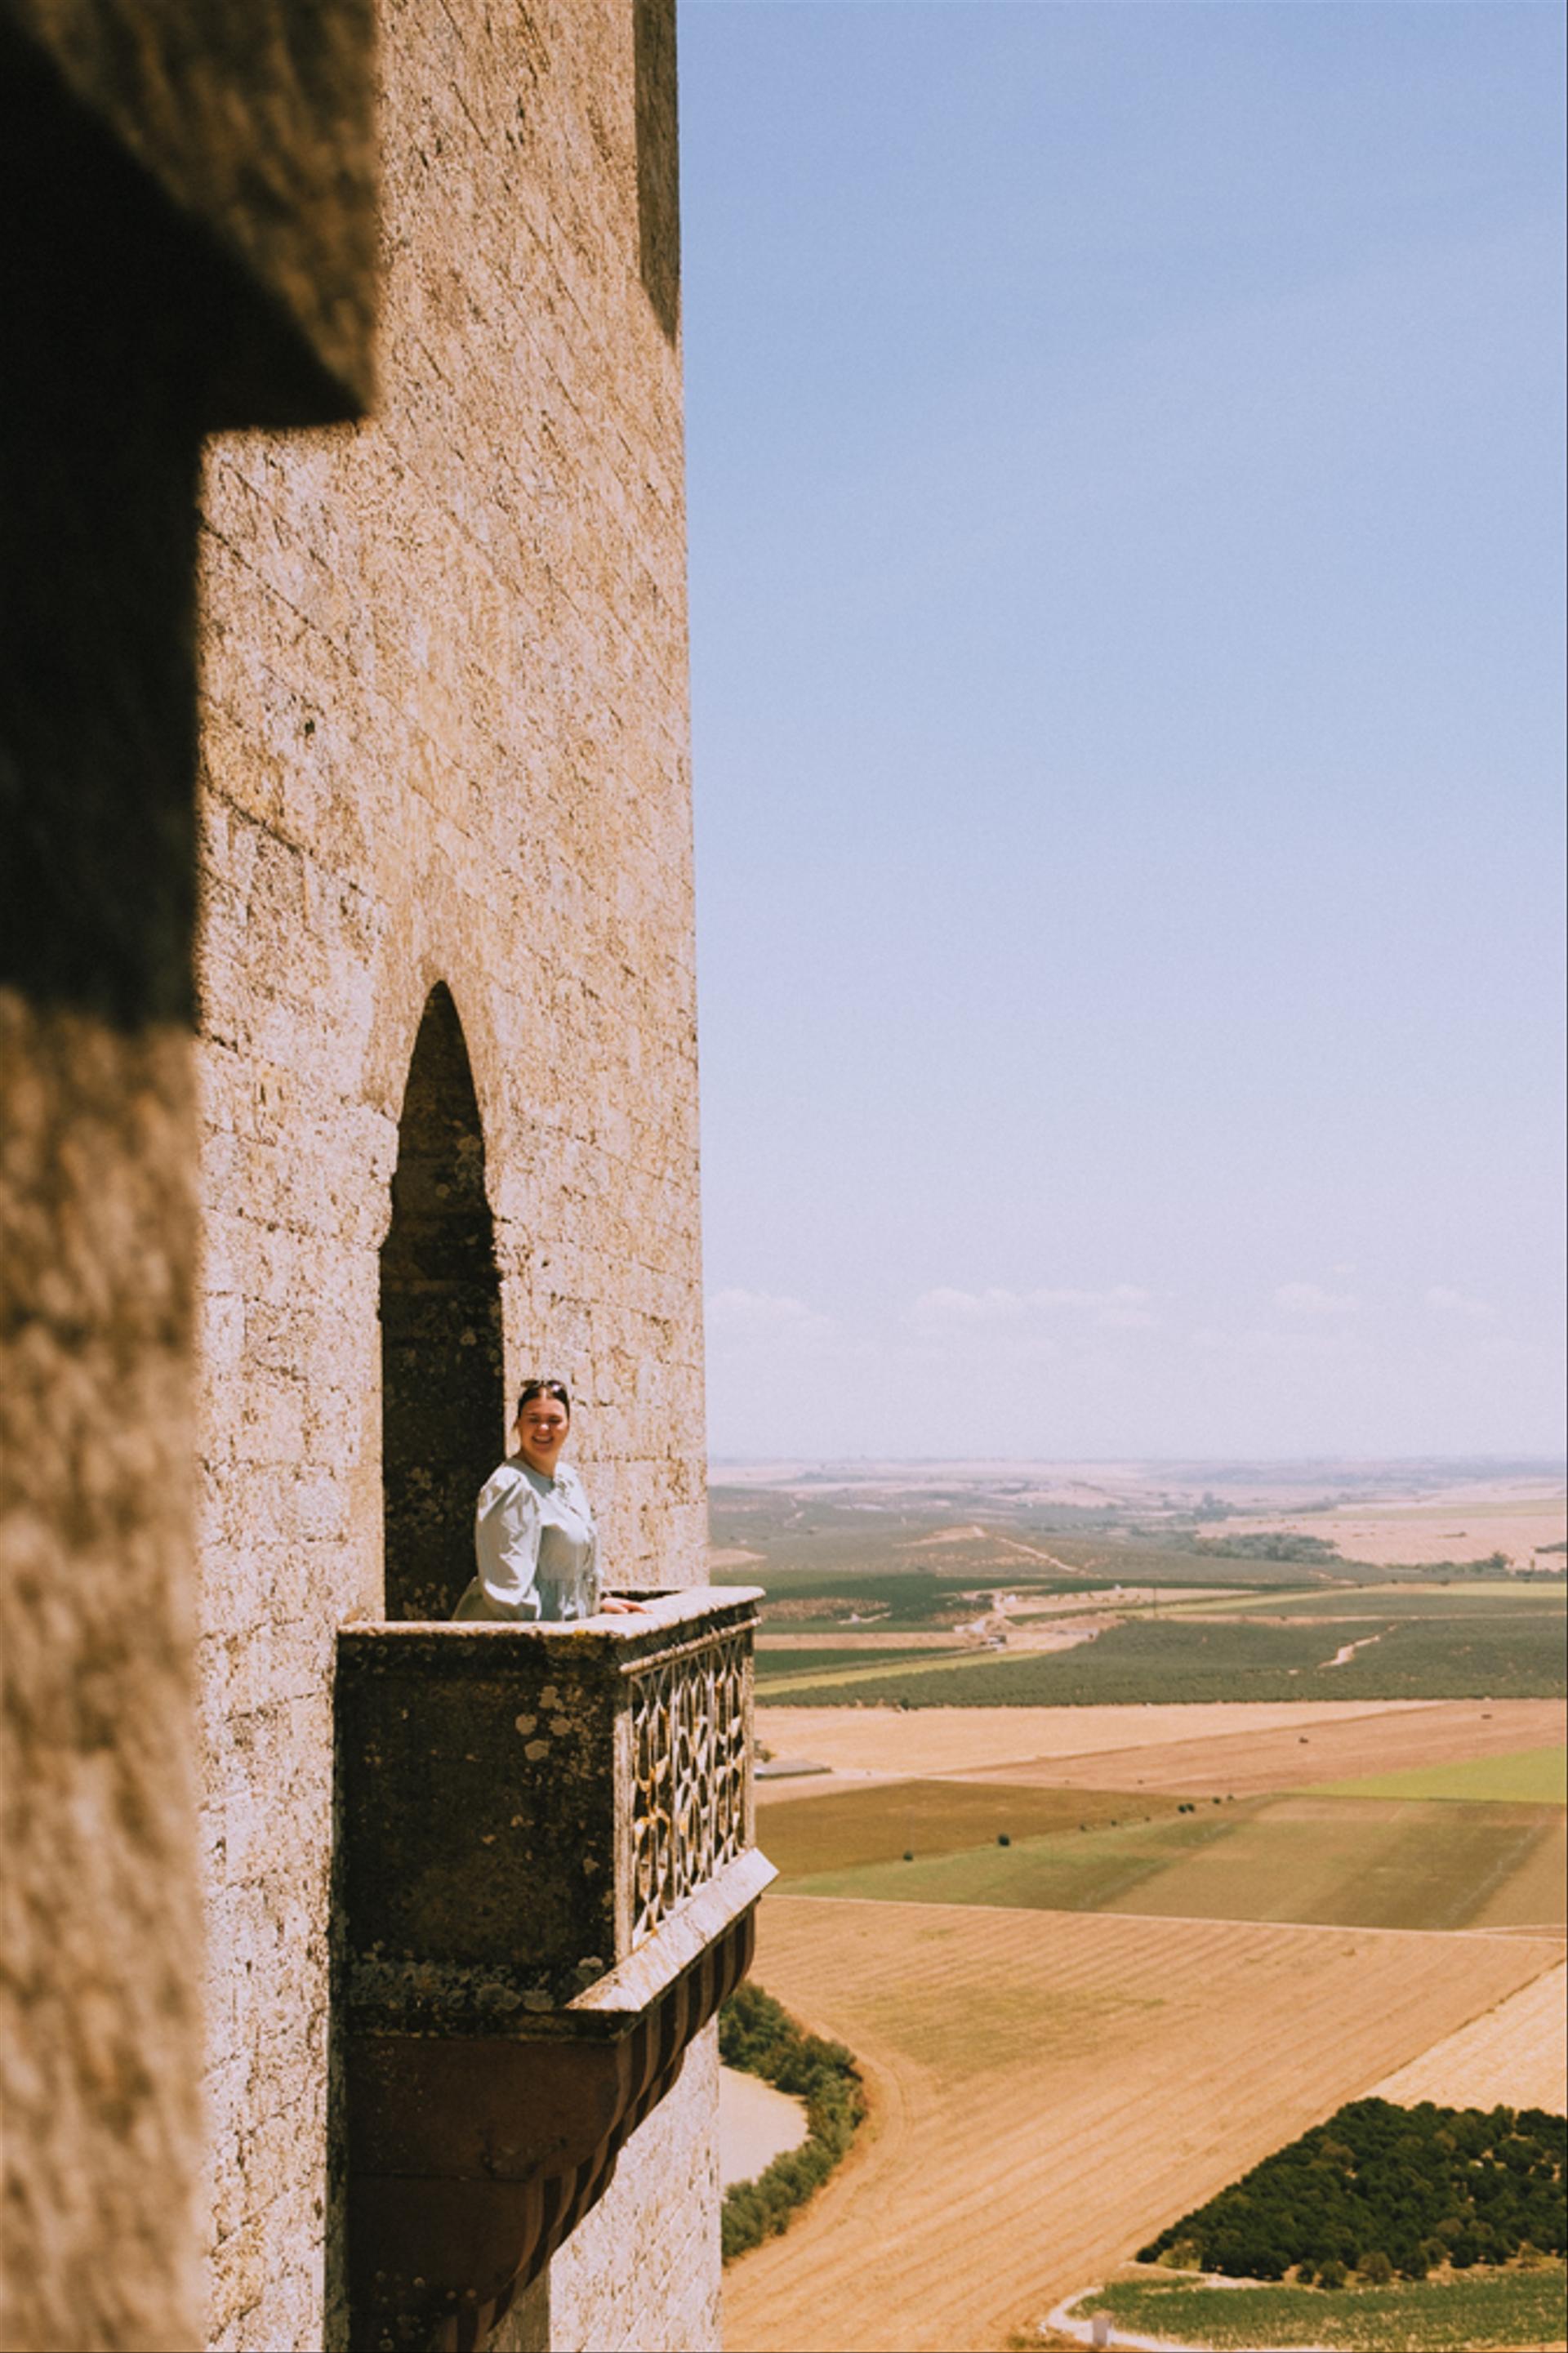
[336,1587,773,2352]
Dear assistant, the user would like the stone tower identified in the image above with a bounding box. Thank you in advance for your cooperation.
[2,6,764,2349]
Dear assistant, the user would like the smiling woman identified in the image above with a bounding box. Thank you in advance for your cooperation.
[452,1379,648,1624]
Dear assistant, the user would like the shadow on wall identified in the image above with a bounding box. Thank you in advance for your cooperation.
[634,0,680,343]
[380,983,506,1624]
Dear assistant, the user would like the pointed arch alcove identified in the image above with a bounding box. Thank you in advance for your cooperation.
[379,983,505,1622]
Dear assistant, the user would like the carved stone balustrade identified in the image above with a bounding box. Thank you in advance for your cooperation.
[336,1589,773,2352]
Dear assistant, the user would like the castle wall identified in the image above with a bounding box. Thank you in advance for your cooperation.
[190,3,710,2344]
[1,16,373,2348]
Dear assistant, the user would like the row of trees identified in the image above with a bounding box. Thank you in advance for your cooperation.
[1139,2099,1566,2284]
[719,1982,866,2261]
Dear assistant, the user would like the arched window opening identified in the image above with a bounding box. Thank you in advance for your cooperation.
[380,983,505,1621]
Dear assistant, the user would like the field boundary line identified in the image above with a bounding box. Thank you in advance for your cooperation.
[768,1893,1567,1952]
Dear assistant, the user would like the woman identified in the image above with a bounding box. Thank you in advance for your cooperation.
[452,1379,644,1622]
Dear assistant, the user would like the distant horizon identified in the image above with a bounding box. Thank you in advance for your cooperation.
[707,1453,1566,1472]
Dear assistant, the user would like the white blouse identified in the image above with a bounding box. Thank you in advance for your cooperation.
[452,1457,601,1623]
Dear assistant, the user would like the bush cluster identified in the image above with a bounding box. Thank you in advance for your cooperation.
[1138,2098,1566,2285]
[719,1981,866,2262]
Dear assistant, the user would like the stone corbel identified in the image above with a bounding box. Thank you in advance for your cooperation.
[336,1593,773,2351]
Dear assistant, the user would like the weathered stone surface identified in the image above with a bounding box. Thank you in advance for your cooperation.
[337,1599,765,2343]
[2,13,377,2340]
[2,0,376,416]
[339,1596,760,2018]
[0,1003,203,2353]
[189,5,713,2346]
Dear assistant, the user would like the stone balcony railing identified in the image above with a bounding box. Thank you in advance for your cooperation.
[336,1588,773,2353]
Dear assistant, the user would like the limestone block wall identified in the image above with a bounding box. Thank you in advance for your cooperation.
[542,2024,724,2353]
[1,12,374,2348]
[191,2,709,2345]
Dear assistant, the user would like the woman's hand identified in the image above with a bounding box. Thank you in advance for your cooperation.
[599,1593,648,1615]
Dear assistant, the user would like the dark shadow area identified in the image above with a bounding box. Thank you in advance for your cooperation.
[0,25,365,1031]
[0,26,207,1028]
[634,0,680,343]
[380,984,506,1624]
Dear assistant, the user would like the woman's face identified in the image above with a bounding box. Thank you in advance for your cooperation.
[515,1393,570,1473]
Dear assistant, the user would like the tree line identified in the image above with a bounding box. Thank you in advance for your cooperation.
[719,1981,866,2261]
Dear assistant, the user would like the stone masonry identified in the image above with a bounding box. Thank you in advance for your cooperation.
[2,10,375,2347]
[191,2,712,2346]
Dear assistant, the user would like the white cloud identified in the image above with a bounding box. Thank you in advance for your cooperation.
[705,1289,834,1345]
[905,1282,1157,1337]
[905,1286,1029,1333]
[1273,1281,1360,1317]
[1425,1286,1495,1321]
[1031,1283,1156,1330]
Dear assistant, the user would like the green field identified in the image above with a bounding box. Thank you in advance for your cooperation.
[1076,2265,1568,2351]
[786,1794,1566,1932]
[1312,1746,1568,1805]
[759,1612,1568,1705]
[755,1647,939,1682]
[1179,1582,1568,1619]
[760,1779,1184,1878]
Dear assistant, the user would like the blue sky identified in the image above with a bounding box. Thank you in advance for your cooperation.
[679,1,1566,1462]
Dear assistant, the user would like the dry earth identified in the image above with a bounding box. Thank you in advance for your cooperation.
[755,1699,1441,1791]
[722,1902,1561,2353]
[1196,1495,1566,1570]
[947,1700,1568,1799]
[1370,1961,1568,2111]
[719,2067,809,2190]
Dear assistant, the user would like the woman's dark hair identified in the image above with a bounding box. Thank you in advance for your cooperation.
[516,1378,570,1419]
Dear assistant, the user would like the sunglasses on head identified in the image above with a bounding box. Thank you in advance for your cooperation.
[516,1379,570,1413]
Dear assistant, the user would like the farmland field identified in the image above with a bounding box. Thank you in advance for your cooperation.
[1072,2266,1568,2351]
[720,1901,1561,2353]
[1372,1963,1568,2110]
[1312,1745,1567,1804]
[1182,1580,1568,1617]
[759,1778,1187,1879]
[782,1795,1566,1934]
[756,1612,1568,1705]
[725,1469,1566,2351]
[753,1696,1554,1785]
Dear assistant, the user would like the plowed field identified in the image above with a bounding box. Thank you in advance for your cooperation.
[1371,1959,1568,2111]
[722,1902,1561,2353]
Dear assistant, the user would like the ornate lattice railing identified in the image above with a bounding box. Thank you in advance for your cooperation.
[339,1589,772,2351]
[628,1629,751,1944]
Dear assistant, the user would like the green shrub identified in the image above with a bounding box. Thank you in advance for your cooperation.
[1138,2099,1567,2281]
[719,1982,866,2262]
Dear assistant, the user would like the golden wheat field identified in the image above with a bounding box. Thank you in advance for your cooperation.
[1370,1960,1568,2111]
[722,1902,1562,2353]
[952,1698,1568,1799]
[755,1696,1438,1786]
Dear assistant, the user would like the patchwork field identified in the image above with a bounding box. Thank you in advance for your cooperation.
[733,1696,1567,2351]
[721,1903,1561,2353]
[725,1473,1566,2351]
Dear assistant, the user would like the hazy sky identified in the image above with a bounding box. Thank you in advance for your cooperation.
[679,1,1566,1463]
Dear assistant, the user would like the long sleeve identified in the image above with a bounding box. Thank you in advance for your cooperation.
[458,1467,544,1620]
